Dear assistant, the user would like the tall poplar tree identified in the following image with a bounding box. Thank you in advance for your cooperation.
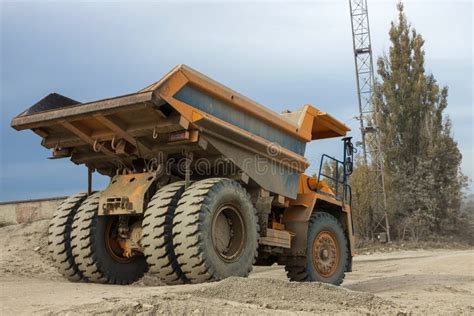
[370,3,466,238]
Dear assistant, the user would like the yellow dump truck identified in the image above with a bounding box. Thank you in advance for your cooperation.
[11,65,355,285]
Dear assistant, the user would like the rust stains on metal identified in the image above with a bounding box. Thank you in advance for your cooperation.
[99,172,157,216]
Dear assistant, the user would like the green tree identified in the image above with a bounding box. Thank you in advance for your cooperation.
[371,2,466,238]
[349,156,373,239]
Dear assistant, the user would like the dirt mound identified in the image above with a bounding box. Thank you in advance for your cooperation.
[57,278,401,315]
[0,220,60,279]
[56,293,290,315]
[185,277,400,314]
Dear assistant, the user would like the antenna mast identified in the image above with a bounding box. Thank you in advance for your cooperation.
[349,0,390,242]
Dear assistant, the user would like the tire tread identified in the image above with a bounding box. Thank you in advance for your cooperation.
[173,178,259,284]
[70,192,106,283]
[142,181,189,285]
[48,192,88,281]
[285,212,348,285]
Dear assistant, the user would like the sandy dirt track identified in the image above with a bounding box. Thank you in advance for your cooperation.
[0,220,472,315]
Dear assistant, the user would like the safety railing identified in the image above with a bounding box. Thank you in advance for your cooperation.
[317,154,352,207]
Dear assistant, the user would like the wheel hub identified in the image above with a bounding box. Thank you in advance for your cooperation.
[105,217,143,263]
[211,204,245,262]
[312,231,340,278]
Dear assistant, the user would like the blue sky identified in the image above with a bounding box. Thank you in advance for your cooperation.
[1,0,472,201]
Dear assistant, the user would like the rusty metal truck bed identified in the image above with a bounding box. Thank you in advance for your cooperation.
[11,64,349,198]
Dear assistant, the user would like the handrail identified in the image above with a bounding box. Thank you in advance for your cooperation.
[317,154,352,208]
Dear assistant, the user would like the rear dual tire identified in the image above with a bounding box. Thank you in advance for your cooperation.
[48,192,88,281]
[142,181,189,285]
[141,178,259,285]
[49,192,148,284]
[70,192,148,284]
[172,178,259,284]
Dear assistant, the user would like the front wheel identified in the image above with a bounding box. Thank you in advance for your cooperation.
[285,212,348,285]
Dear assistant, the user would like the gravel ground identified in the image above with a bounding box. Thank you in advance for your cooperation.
[0,220,472,315]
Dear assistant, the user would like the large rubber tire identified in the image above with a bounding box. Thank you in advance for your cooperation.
[142,181,189,285]
[285,212,348,285]
[173,178,259,284]
[48,192,88,281]
[70,192,148,284]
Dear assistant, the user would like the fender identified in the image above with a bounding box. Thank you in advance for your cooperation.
[282,175,355,259]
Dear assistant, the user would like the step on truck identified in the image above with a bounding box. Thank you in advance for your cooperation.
[11,65,355,285]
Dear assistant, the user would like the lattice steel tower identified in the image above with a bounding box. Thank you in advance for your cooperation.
[349,0,390,241]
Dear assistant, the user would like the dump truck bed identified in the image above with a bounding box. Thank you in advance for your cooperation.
[11,64,350,198]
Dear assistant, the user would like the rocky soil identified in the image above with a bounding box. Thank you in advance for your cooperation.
[0,220,472,315]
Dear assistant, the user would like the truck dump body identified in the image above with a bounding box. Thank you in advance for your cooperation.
[11,64,349,199]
